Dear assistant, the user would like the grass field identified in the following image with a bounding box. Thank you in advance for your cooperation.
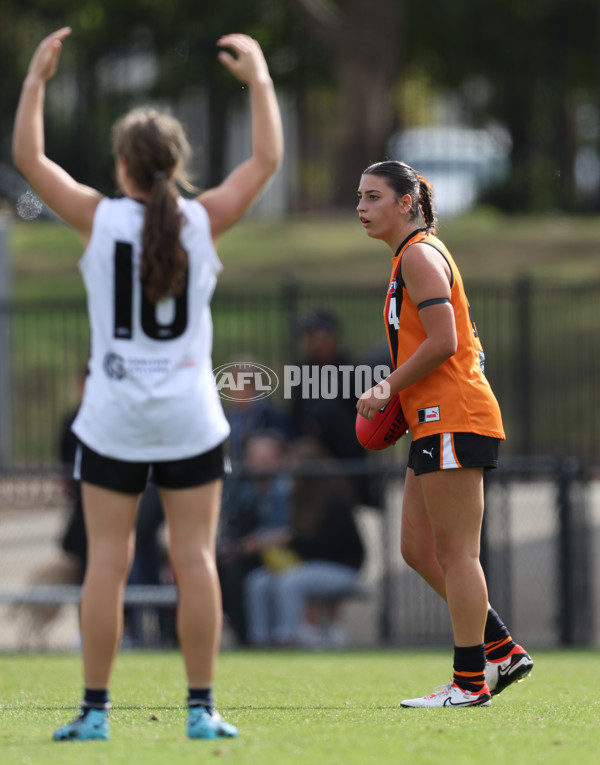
[1,649,599,765]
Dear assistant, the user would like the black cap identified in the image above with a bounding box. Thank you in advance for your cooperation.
[296,309,338,335]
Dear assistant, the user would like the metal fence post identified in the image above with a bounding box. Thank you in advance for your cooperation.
[516,275,533,455]
[557,455,591,645]
[281,275,299,362]
[557,455,574,645]
[0,219,12,467]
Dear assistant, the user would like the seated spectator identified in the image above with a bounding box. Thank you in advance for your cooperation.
[244,438,365,648]
[217,431,293,645]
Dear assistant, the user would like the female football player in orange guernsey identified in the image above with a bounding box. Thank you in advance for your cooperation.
[356,160,532,707]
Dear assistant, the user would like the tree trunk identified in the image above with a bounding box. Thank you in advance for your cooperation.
[295,0,403,207]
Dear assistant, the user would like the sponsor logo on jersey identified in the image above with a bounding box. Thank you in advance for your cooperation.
[417,406,441,424]
[103,352,127,380]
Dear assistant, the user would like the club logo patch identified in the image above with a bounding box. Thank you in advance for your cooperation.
[103,352,126,380]
[418,406,440,424]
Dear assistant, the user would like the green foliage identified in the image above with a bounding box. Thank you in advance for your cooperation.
[403,0,600,211]
[3,1,599,214]
[1,1,322,194]
[1,650,599,764]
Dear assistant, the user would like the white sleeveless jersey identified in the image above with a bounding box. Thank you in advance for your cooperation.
[72,196,230,461]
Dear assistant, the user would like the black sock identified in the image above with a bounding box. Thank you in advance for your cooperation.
[484,608,515,660]
[453,644,486,692]
[188,687,213,715]
[83,688,110,711]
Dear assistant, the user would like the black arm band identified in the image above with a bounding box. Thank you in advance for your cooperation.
[417,297,450,310]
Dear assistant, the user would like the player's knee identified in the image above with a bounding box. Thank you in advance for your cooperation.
[432,540,476,574]
[87,545,132,581]
[169,544,214,576]
[401,537,432,575]
[400,540,417,571]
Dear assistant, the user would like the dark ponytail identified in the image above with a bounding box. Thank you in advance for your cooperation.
[112,108,195,303]
[417,177,437,234]
[140,174,187,304]
[362,160,437,234]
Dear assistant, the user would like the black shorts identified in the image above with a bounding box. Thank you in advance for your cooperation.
[74,441,226,494]
[407,432,500,476]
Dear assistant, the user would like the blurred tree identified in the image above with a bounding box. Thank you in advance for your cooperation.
[291,0,403,206]
[2,1,289,193]
[403,0,600,212]
[3,0,600,213]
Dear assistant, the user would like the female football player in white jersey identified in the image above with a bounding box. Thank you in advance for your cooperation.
[13,26,283,741]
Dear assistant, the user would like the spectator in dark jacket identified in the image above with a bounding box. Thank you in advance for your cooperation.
[244,438,365,647]
[217,431,293,645]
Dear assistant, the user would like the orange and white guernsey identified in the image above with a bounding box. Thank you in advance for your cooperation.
[384,228,505,441]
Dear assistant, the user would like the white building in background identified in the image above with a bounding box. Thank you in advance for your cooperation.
[387,124,512,218]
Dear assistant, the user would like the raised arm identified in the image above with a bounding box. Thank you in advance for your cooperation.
[198,34,284,241]
[12,27,102,244]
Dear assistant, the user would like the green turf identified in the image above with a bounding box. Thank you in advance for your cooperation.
[0,649,598,764]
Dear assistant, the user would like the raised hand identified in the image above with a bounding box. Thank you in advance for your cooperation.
[217,34,271,85]
[27,26,71,83]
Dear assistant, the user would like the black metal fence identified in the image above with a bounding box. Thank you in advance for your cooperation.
[0,454,592,649]
[1,276,600,469]
[0,278,598,650]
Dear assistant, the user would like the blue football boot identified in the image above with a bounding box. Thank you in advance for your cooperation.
[186,707,238,739]
[53,707,109,741]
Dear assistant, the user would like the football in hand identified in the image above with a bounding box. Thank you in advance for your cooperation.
[355,395,409,451]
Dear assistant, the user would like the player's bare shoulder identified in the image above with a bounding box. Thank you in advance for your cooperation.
[403,241,452,286]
